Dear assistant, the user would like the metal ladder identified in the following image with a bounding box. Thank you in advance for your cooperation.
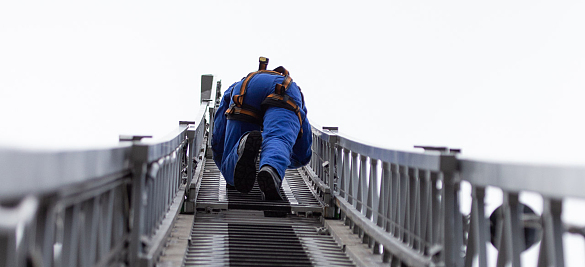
[179,158,355,266]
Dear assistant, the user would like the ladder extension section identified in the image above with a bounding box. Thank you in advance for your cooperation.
[183,158,355,266]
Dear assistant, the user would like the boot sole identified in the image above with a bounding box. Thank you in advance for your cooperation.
[257,170,283,201]
[233,131,262,194]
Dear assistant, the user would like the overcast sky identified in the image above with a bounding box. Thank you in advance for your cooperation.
[1,0,584,167]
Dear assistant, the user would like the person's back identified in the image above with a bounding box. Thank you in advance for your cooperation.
[211,57,312,200]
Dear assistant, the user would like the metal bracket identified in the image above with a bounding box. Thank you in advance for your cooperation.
[119,135,153,142]
[322,126,338,133]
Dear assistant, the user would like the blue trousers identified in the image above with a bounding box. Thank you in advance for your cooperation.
[211,73,312,186]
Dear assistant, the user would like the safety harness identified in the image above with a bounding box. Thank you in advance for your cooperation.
[225,57,304,135]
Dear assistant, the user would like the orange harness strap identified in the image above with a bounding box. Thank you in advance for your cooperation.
[225,70,269,123]
[261,69,304,135]
[263,93,304,129]
[226,63,304,136]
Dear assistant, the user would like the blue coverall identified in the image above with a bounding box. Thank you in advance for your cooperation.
[211,72,312,186]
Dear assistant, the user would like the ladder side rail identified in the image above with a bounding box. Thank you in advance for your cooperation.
[460,159,585,267]
[130,78,216,266]
[306,126,457,266]
[0,145,134,267]
[299,125,342,218]
[0,74,216,267]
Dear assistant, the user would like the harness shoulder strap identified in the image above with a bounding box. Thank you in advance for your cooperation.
[226,59,304,136]
[261,66,305,136]
[225,69,286,124]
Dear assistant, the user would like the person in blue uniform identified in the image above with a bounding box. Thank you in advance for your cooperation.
[211,58,312,200]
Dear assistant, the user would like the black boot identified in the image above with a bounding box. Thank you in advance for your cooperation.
[233,131,262,194]
[257,165,284,201]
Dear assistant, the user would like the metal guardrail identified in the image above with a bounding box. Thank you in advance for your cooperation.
[306,125,585,267]
[0,145,134,267]
[4,72,585,267]
[306,125,457,266]
[0,76,218,267]
[460,160,585,267]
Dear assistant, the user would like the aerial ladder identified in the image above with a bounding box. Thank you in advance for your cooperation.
[1,74,585,267]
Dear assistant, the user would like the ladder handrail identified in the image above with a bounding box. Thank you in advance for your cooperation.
[309,124,585,267]
[0,76,218,267]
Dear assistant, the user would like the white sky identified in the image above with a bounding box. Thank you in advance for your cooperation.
[1,1,585,265]
[1,1,584,162]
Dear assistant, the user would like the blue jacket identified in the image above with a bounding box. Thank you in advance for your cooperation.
[211,73,312,177]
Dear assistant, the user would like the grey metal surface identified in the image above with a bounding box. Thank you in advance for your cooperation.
[309,124,585,267]
[195,159,324,214]
[309,125,451,266]
[0,196,38,267]
[460,158,585,199]
[201,74,214,102]
[0,145,132,200]
[16,171,131,267]
[458,158,585,267]
[185,210,354,266]
[0,75,216,267]
[311,124,457,172]
[127,80,212,267]
[157,214,195,267]
[324,219,388,267]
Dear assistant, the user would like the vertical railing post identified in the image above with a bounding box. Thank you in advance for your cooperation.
[183,125,197,213]
[203,100,212,156]
[207,105,215,158]
[129,142,149,266]
[337,145,345,198]
[550,199,565,266]
[186,126,196,187]
[398,165,408,242]
[342,148,350,202]
[380,161,391,261]
[441,170,462,267]
[349,152,358,208]
[538,198,565,267]
[464,187,488,267]
[356,154,367,215]
[504,192,524,266]
[323,126,338,219]
[390,163,400,237]
[440,153,462,267]
[367,158,379,250]
[329,134,337,188]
